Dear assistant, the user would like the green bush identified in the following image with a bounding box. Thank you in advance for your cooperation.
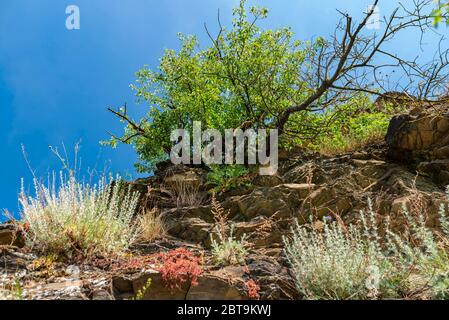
[105,0,314,172]
[293,94,393,155]
[206,165,251,192]
[314,111,391,155]
[284,188,449,300]
[107,0,388,173]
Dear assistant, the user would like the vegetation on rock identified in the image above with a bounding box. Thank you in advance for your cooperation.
[210,194,248,266]
[206,165,251,193]
[156,248,203,291]
[136,208,166,242]
[3,0,449,301]
[19,173,140,258]
[284,190,449,300]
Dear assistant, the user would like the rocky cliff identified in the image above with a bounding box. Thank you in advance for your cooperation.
[1,107,449,300]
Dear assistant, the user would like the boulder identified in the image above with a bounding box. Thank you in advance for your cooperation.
[252,175,284,187]
[237,184,316,220]
[386,106,449,162]
[112,269,244,300]
[186,275,243,300]
[111,255,297,300]
[0,224,25,248]
[113,270,190,300]
[163,168,204,190]
[245,255,298,300]
[418,160,449,187]
[167,217,212,244]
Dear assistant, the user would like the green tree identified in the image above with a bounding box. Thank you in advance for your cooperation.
[107,0,448,172]
[107,1,314,171]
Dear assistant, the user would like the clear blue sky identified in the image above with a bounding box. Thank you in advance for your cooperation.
[0,0,445,217]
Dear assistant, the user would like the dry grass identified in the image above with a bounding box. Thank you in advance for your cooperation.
[211,193,229,239]
[137,208,166,242]
[165,180,205,209]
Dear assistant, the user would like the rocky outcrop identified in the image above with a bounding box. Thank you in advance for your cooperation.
[2,106,449,301]
[113,270,244,300]
[0,224,25,248]
[163,150,447,248]
[112,254,297,300]
[386,106,449,161]
[386,105,449,186]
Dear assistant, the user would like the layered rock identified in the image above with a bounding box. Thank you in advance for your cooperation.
[2,106,449,300]
[0,224,25,248]
[386,105,449,186]
[112,254,297,300]
[163,153,447,248]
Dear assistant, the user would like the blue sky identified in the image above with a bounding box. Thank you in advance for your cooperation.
[0,0,445,217]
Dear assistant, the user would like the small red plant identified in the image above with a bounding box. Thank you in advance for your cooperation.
[157,248,203,290]
[244,279,260,300]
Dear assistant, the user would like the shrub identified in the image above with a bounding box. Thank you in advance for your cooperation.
[315,118,388,155]
[105,0,314,172]
[157,248,203,290]
[311,97,392,155]
[283,202,406,300]
[210,195,248,266]
[385,188,449,299]
[19,173,140,258]
[137,209,166,242]
[211,225,248,266]
[206,165,251,193]
[107,0,442,174]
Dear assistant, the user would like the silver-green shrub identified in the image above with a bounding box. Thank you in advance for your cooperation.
[210,225,248,266]
[19,173,140,258]
[283,200,407,300]
[385,188,449,299]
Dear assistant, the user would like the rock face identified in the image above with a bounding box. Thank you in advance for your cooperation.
[113,270,244,300]
[386,106,449,161]
[386,106,449,186]
[0,224,25,247]
[165,152,447,247]
[112,255,297,300]
[2,106,449,301]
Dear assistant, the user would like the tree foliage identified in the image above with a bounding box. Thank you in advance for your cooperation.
[433,0,449,25]
[106,0,449,172]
